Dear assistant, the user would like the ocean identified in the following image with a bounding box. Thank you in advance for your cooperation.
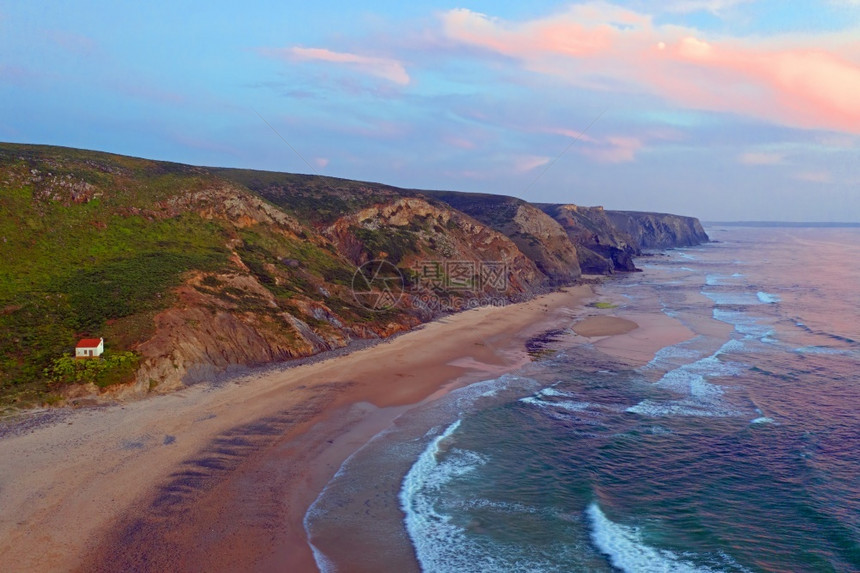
[305,226,860,572]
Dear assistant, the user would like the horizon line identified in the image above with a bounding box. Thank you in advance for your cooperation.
[705,221,860,227]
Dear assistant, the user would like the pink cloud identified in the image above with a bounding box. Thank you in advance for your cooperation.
[440,4,860,134]
[663,37,860,132]
[513,155,551,172]
[441,6,645,59]
[739,151,785,165]
[794,170,833,183]
[582,136,644,163]
[817,134,856,149]
[0,64,41,84]
[444,135,477,149]
[315,157,330,168]
[46,30,98,56]
[263,47,410,85]
[545,127,599,143]
[665,0,754,14]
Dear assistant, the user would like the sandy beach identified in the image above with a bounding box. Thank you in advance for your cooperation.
[0,283,696,572]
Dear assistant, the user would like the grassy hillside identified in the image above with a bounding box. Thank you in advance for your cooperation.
[0,143,707,410]
[215,168,404,225]
[0,144,380,407]
[0,144,544,408]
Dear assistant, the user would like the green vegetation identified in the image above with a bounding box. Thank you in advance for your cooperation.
[217,169,395,224]
[61,251,224,332]
[589,301,618,309]
[353,226,418,264]
[0,145,234,404]
[44,351,139,388]
[5,142,678,410]
[0,144,426,406]
[426,191,523,229]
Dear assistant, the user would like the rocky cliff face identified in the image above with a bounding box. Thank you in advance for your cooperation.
[605,211,710,249]
[425,192,582,284]
[0,143,707,406]
[538,204,640,274]
[129,194,547,397]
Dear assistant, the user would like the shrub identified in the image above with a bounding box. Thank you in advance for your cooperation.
[44,351,140,388]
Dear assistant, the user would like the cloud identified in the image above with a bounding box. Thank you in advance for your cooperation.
[739,151,785,165]
[794,170,833,183]
[315,157,330,168]
[439,4,860,135]
[664,37,860,133]
[46,30,97,56]
[817,134,856,149]
[582,136,644,163]
[441,6,643,59]
[665,0,755,14]
[262,47,410,85]
[0,64,41,84]
[513,155,551,172]
[443,135,477,149]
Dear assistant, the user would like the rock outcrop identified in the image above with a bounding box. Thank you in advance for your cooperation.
[539,204,640,274]
[425,192,582,284]
[605,210,710,249]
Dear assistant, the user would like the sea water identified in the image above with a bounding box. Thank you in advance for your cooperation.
[306,227,860,572]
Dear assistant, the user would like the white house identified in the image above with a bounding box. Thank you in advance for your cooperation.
[75,337,104,358]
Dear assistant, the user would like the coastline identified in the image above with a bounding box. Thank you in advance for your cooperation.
[0,281,697,572]
[0,285,581,571]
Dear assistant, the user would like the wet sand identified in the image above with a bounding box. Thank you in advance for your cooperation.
[572,315,639,337]
[0,283,699,572]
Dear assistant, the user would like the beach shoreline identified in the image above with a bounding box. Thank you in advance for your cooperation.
[0,281,696,572]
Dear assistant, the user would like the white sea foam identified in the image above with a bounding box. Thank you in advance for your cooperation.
[400,420,558,572]
[628,340,744,418]
[751,417,774,424]
[794,346,849,356]
[712,309,773,340]
[538,386,574,398]
[703,291,761,306]
[521,395,594,415]
[626,399,738,418]
[307,373,539,572]
[587,503,727,573]
[756,291,780,304]
[707,273,748,286]
[645,340,705,370]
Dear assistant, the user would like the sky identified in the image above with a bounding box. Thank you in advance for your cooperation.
[2,1,860,221]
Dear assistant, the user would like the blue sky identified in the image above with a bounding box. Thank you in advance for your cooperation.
[2,1,860,220]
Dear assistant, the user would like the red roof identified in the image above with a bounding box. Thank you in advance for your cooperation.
[76,338,103,348]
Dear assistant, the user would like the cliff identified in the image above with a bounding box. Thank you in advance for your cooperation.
[537,204,710,273]
[424,192,582,284]
[605,210,710,249]
[0,143,706,407]
[538,204,640,274]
